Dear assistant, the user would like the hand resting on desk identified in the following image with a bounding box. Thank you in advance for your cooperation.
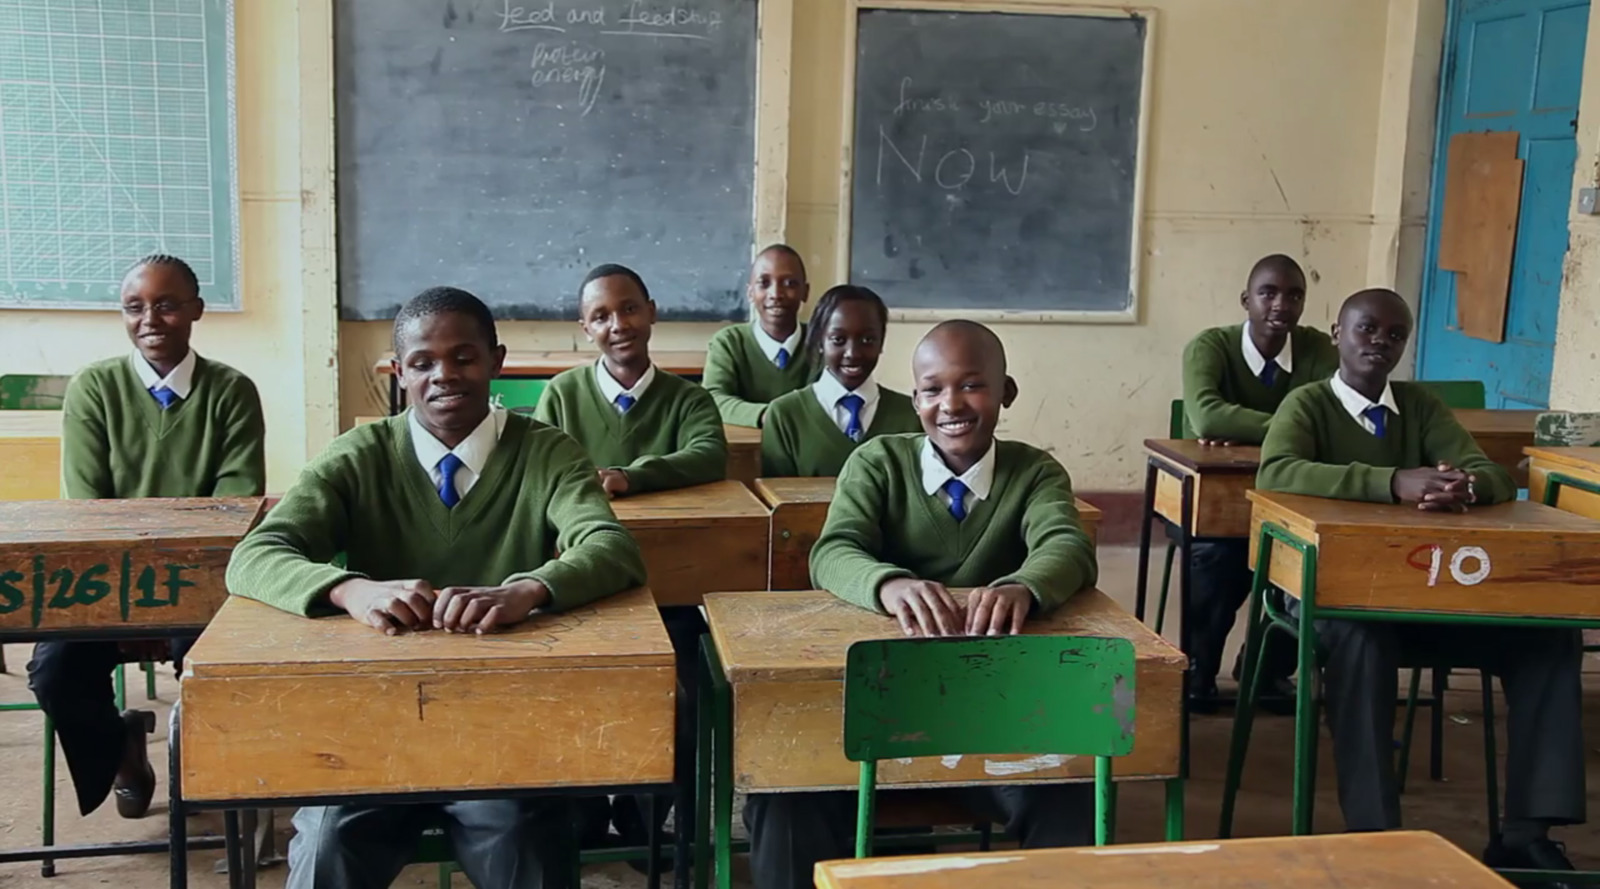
[328,577,551,635]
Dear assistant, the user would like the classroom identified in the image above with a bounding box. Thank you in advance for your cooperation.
[3,0,1600,887]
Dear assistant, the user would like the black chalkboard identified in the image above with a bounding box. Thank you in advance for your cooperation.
[336,0,758,321]
[849,10,1145,314]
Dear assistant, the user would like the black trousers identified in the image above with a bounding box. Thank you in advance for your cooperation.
[26,636,194,815]
[743,784,1092,889]
[1188,540,1295,688]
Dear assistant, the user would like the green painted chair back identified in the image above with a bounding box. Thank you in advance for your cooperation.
[1414,379,1486,410]
[0,374,71,410]
[842,635,1136,856]
[490,379,548,412]
[1170,398,1191,439]
[1534,411,1600,447]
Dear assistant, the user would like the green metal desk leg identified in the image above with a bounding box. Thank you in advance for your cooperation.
[1164,778,1184,841]
[1218,526,1272,839]
[694,642,715,889]
[42,713,56,877]
[707,644,734,889]
[1291,547,1321,837]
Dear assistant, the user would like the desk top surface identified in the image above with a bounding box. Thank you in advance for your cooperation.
[1247,489,1600,537]
[186,587,672,679]
[0,497,265,547]
[1453,408,1541,435]
[1524,446,1600,470]
[1143,439,1261,473]
[0,410,62,437]
[812,832,1503,889]
[725,425,761,446]
[611,480,771,525]
[753,476,838,507]
[706,589,1184,684]
[375,350,708,376]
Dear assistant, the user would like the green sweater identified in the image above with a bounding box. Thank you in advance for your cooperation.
[1257,380,1516,505]
[811,435,1097,615]
[225,413,646,616]
[703,323,818,427]
[533,366,727,493]
[1182,324,1339,443]
[61,354,266,499]
[760,385,922,477]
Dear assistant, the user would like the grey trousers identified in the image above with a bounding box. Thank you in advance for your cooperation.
[743,784,1092,889]
[1313,615,1586,831]
[288,799,573,889]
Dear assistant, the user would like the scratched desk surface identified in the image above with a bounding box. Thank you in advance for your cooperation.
[180,588,676,800]
[0,497,264,545]
[812,832,1508,889]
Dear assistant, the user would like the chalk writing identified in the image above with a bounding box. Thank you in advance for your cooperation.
[876,127,1030,196]
[0,553,199,627]
[531,42,607,115]
[1404,544,1493,588]
[893,77,958,115]
[602,0,721,39]
[500,0,565,33]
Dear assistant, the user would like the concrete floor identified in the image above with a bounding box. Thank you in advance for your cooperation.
[3,546,1599,888]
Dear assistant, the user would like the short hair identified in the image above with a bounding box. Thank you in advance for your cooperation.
[922,319,1007,374]
[126,253,200,296]
[754,243,807,279]
[804,285,888,357]
[392,286,497,353]
[579,263,651,303]
[1247,253,1306,287]
[1339,287,1410,320]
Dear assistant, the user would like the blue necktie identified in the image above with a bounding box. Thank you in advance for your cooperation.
[1362,405,1388,439]
[839,393,865,442]
[436,453,464,508]
[1259,361,1279,387]
[615,393,636,414]
[943,479,970,521]
[150,386,178,410]
[775,347,790,370]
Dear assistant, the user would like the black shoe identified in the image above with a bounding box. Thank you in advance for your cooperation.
[1484,838,1577,889]
[113,709,156,819]
[1255,678,1299,717]
[1188,678,1221,715]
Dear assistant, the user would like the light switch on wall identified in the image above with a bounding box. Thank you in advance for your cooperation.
[1580,187,1599,215]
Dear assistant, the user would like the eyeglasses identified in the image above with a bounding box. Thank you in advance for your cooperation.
[121,299,195,318]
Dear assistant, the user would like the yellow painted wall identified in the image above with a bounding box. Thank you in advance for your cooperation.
[0,0,340,493]
[1550,8,1600,410]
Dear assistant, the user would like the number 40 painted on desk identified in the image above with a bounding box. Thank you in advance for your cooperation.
[1406,544,1492,587]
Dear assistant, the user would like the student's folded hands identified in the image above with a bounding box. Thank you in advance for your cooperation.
[878,578,1034,638]
[1391,462,1476,513]
[328,577,551,635]
[598,468,631,498]
[329,578,438,635]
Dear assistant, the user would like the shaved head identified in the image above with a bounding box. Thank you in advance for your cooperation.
[911,320,1016,474]
[915,320,1007,377]
[1339,287,1412,325]
[1246,253,1305,288]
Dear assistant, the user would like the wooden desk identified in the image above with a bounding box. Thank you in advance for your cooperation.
[179,587,675,801]
[1454,408,1539,488]
[812,831,1508,889]
[0,497,265,638]
[0,410,62,501]
[724,425,761,487]
[377,350,708,414]
[704,589,1184,791]
[753,477,1103,590]
[611,480,771,607]
[1143,439,1259,539]
[1526,446,1600,521]
[1247,489,1600,618]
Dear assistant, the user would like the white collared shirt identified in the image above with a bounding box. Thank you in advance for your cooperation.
[751,321,802,367]
[408,406,507,500]
[130,349,197,400]
[1240,321,1293,378]
[920,436,996,509]
[594,360,656,413]
[812,370,880,436]
[1329,372,1400,436]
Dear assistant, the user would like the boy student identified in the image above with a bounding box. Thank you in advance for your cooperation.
[703,244,818,427]
[1258,288,1583,876]
[760,284,920,477]
[226,286,645,889]
[1180,253,1338,711]
[743,321,1097,889]
[29,254,265,821]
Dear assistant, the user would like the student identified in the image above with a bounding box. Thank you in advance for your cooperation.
[1180,253,1338,711]
[533,263,724,852]
[29,254,265,821]
[535,263,727,496]
[760,284,920,477]
[225,286,646,889]
[1258,288,1582,875]
[743,321,1097,889]
[703,245,817,427]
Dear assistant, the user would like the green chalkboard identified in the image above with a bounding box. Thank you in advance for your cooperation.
[0,0,239,310]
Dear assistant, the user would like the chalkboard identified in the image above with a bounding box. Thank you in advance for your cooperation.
[336,0,758,322]
[0,0,240,310]
[848,10,1146,316]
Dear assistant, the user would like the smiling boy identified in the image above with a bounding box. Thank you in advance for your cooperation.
[703,245,818,427]
[226,286,644,888]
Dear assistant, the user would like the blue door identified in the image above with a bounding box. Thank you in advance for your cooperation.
[1418,0,1588,408]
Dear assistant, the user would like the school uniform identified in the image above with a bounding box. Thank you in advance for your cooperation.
[30,351,265,815]
[226,408,645,889]
[703,322,817,427]
[743,435,1098,889]
[1258,377,1585,834]
[1179,322,1338,693]
[759,371,921,477]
